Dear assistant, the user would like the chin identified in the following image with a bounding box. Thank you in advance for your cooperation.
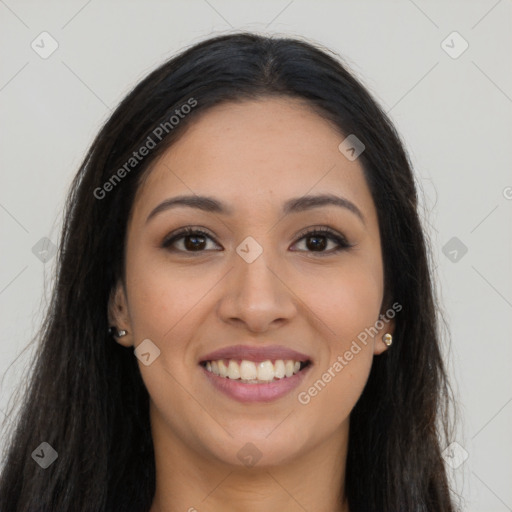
[205,426,309,469]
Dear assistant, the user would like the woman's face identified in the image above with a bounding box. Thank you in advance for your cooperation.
[111,97,393,468]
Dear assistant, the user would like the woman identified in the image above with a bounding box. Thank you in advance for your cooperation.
[0,32,457,511]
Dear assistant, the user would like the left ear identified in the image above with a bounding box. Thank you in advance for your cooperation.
[373,314,395,356]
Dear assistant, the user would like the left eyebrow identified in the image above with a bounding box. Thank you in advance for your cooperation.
[145,193,365,226]
[282,193,365,226]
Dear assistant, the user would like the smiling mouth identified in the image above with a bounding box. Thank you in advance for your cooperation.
[199,358,312,384]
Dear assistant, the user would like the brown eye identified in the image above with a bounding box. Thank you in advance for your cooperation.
[291,227,352,254]
[162,228,220,253]
[304,234,328,251]
[182,233,207,251]
[162,226,352,256]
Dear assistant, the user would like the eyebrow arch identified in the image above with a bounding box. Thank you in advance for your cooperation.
[146,193,365,225]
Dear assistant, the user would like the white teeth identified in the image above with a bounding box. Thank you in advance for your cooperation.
[204,358,307,382]
[227,360,240,380]
[218,359,229,378]
[240,361,257,380]
[257,360,274,382]
[274,359,286,379]
[285,360,294,378]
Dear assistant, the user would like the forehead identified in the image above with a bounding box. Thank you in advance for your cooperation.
[133,97,377,225]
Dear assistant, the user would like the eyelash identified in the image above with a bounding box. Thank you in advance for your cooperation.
[161,226,353,256]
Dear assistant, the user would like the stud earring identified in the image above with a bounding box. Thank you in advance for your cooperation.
[382,333,393,347]
[108,326,128,338]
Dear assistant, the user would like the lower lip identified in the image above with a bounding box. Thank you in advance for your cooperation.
[200,364,312,403]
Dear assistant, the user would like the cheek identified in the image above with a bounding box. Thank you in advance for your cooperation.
[124,247,216,342]
[292,254,384,343]
[123,250,215,423]
[291,259,381,421]
[298,348,373,438]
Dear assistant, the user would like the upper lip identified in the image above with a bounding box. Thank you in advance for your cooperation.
[199,345,312,364]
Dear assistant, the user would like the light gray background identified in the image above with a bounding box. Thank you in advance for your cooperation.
[1,1,511,510]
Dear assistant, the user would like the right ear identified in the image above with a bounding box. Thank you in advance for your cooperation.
[108,281,133,347]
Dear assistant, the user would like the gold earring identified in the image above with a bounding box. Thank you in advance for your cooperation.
[383,333,393,347]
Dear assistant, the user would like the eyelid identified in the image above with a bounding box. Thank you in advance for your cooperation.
[293,225,351,246]
[161,226,220,249]
[161,225,353,253]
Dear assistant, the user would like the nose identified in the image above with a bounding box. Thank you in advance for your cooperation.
[216,247,297,333]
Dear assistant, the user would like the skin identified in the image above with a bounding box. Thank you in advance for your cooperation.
[109,97,394,512]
